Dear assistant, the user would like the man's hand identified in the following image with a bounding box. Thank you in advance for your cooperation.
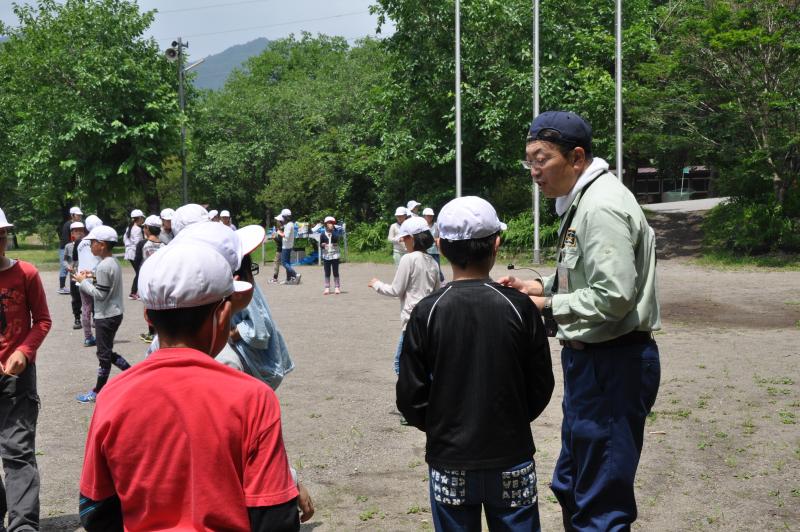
[2,350,28,376]
[367,278,379,288]
[297,482,314,523]
[497,275,544,296]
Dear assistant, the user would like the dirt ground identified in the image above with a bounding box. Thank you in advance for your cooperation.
[22,254,800,531]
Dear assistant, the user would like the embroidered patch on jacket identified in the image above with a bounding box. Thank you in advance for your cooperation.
[564,228,577,247]
[430,467,466,506]
[501,462,537,507]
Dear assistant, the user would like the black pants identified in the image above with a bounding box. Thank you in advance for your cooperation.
[0,364,40,531]
[129,260,140,295]
[94,315,129,393]
[323,259,340,288]
[69,278,81,320]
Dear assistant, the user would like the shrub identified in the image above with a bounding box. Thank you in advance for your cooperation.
[347,220,391,252]
[703,200,798,254]
[501,211,559,253]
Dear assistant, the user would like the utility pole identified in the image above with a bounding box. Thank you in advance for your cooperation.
[455,0,462,198]
[176,38,188,203]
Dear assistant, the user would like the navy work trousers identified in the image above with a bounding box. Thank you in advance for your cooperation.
[551,341,660,531]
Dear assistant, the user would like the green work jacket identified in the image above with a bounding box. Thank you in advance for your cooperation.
[542,172,661,343]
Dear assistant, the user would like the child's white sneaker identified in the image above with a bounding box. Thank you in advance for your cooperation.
[323,288,330,295]
[334,287,341,295]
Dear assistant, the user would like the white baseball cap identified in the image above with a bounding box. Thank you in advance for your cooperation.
[0,208,13,229]
[324,216,336,224]
[208,209,219,219]
[422,207,435,216]
[437,196,507,241]
[144,215,162,228]
[138,242,250,311]
[407,200,421,211]
[172,204,209,235]
[84,215,103,232]
[236,225,266,256]
[220,210,231,218]
[274,215,284,222]
[172,221,242,272]
[394,206,409,217]
[85,225,118,243]
[130,209,144,218]
[160,208,175,221]
[396,216,431,240]
[280,208,292,218]
[69,206,83,215]
[70,222,85,230]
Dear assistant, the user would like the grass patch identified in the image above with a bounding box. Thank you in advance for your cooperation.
[358,507,382,521]
[778,411,796,425]
[694,251,800,271]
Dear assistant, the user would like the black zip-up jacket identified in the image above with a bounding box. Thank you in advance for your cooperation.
[397,278,554,470]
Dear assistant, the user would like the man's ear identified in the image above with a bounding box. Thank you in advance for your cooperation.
[142,307,152,326]
[493,235,502,255]
[571,147,587,168]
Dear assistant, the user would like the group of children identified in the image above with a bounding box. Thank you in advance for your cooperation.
[36,194,557,530]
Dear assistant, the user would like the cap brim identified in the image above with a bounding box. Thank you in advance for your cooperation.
[236,225,265,256]
[0,223,14,229]
[499,222,507,231]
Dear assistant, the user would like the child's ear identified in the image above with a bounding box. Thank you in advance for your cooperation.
[143,308,152,326]
[493,235,501,255]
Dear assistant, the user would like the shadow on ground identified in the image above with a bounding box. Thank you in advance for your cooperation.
[41,514,80,531]
[647,211,706,260]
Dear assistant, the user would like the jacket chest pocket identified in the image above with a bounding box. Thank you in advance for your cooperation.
[560,246,581,269]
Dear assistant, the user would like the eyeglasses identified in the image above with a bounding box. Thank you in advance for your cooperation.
[520,158,553,170]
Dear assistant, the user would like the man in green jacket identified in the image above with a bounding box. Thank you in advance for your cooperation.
[502,111,661,531]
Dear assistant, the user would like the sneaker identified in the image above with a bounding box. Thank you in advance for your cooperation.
[72,319,82,330]
[294,274,302,285]
[128,293,140,300]
[323,288,330,295]
[58,288,70,295]
[76,390,97,403]
[139,333,154,343]
[399,415,410,426]
[84,336,96,347]
[334,287,341,295]
[268,278,279,284]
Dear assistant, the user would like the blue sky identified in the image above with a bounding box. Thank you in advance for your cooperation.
[1,0,394,59]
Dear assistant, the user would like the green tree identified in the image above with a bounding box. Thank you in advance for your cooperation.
[0,0,182,231]
[191,35,390,223]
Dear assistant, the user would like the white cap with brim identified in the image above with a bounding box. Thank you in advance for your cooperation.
[407,200,421,211]
[208,210,219,219]
[0,208,13,229]
[236,225,265,256]
[69,206,83,215]
[84,215,103,232]
[171,204,209,236]
[396,216,431,240]
[138,242,250,310]
[220,210,231,218]
[172,221,242,272]
[394,206,408,217]
[70,222,85,230]
[85,225,118,243]
[274,215,284,222]
[160,208,175,221]
[422,207,435,216]
[130,209,144,218]
[144,215,162,228]
[437,196,507,241]
[324,216,336,224]
[280,208,292,218]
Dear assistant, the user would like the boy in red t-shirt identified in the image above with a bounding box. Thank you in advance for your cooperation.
[0,207,52,530]
[79,238,309,531]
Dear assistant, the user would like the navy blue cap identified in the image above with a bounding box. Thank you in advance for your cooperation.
[527,111,592,155]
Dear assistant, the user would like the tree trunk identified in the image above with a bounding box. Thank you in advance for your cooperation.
[133,167,161,214]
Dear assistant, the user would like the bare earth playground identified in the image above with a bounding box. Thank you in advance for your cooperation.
[32,260,800,531]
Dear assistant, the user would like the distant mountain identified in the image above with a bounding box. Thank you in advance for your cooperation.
[191,38,270,91]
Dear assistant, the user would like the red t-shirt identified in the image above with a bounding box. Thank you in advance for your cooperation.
[0,260,52,365]
[80,347,298,531]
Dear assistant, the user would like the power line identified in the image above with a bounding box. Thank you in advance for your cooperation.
[157,0,278,15]
[162,10,370,39]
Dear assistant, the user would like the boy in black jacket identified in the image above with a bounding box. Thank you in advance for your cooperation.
[397,196,554,531]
